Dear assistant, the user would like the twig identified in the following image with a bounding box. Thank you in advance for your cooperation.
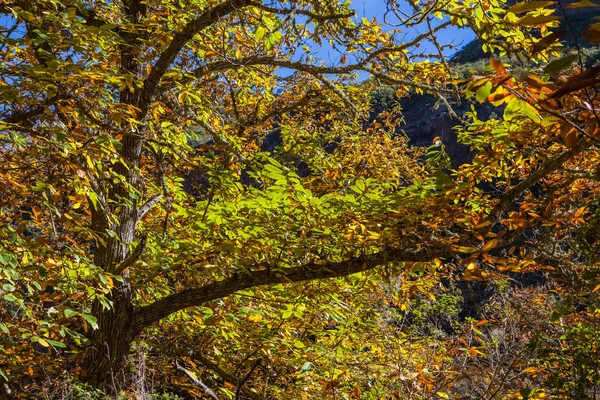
[114,236,147,274]
[193,353,267,400]
[174,361,220,400]
[236,359,261,400]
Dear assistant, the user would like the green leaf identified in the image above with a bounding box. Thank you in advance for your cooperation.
[0,252,13,265]
[64,308,78,318]
[476,81,492,102]
[255,26,266,42]
[82,314,99,329]
[2,283,15,292]
[46,339,66,348]
[544,54,578,74]
[0,323,9,334]
[351,179,366,194]
[99,23,118,32]
[3,294,17,302]
[301,361,313,372]
[54,130,67,141]
[520,387,532,400]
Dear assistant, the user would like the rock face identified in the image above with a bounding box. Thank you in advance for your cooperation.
[375,93,500,168]
[398,95,474,168]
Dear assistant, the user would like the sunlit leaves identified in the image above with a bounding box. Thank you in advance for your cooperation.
[2,0,600,397]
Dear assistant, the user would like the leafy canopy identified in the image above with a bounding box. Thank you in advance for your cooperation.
[1,0,600,398]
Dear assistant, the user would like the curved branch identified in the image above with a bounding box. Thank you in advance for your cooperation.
[193,20,453,79]
[139,0,254,115]
[248,1,354,22]
[131,246,451,333]
[489,139,588,224]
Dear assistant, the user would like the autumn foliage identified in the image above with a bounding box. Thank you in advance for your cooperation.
[1,0,600,398]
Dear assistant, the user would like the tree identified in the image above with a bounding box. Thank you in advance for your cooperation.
[1,0,599,397]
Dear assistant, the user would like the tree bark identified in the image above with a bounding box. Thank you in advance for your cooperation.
[82,133,144,391]
[82,282,136,392]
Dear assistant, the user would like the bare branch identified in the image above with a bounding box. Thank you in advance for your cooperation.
[138,194,163,220]
[236,358,261,400]
[174,361,220,400]
[114,236,147,275]
[310,73,359,116]
[489,140,588,224]
[193,353,267,400]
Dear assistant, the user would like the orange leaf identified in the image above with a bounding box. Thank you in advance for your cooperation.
[563,129,577,149]
[583,25,600,43]
[490,58,508,76]
[548,65,600,99]
[531,30,567,55]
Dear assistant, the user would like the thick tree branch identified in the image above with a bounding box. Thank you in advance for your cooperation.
[195,55,455,96]
[138,0,253,115]
[196,55,360,78]
[193,20,452,79]
[2,94,62,126]
[132,246,451,332]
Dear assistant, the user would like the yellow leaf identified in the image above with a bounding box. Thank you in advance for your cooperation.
[592,283,600,293]
[516,15,560,26]
[37,338,49,347]
[248,315,262,322]
[567,0,599,8]
[254,26,266,42]
[509,1,555,14]
[482,239,499,252]
[521,366,538,375]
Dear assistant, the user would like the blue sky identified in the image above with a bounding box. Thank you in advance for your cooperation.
[0,1,476,77]
[289,0,475,79]
[356,0,474,59]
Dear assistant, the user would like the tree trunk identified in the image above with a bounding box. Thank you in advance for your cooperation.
[82,282,136,393]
